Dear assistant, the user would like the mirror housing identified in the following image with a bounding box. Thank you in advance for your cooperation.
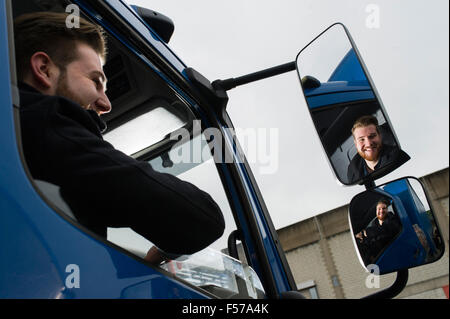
[296,23,410,186]
[349,177,445,275]
[132,6,175,43]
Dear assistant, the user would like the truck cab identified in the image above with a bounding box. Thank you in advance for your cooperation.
[0,0,445,300]
[0,0,294,299]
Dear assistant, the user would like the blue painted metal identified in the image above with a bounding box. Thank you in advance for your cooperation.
[304,48,374,109]
[306,87,374,109]
[384,179,436,255]
[372,179,434,273]
[328,49,367,82]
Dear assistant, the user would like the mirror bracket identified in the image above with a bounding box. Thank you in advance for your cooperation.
[362,269,408,299]
[185,67,229,114]
[213,61,296,92]
[186,61,297,114]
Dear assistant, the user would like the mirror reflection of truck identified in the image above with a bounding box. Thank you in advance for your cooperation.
[350,178,445,275]
[0,0,445,300]
[297,24,410,186]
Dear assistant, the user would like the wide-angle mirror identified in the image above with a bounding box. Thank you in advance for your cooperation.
[349,177,445,275]
[296,23,410,186]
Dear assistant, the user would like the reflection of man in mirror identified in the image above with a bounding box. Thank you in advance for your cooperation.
[347,115,399,183]
[355,199,401,264]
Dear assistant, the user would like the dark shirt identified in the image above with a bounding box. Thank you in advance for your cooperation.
[18,83,225,255]
[347,144,403,184]
[365,214,400,247]
[360,213,401,263]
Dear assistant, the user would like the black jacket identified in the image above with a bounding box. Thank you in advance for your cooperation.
[362,213,401,263]
[365,213,400,247]
[347,144,407,184]
[19,83,225,255]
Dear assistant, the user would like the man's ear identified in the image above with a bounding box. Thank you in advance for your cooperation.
[28,52,60,92]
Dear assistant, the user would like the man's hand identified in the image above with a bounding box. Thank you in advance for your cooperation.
[356,230,367,242]
[144,246,171,265]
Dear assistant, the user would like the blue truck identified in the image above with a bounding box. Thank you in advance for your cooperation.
[0,0,444,299]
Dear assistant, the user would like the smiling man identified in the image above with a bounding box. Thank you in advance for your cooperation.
[14,12,224,264]
[347,115,401,183]
[54,42,111,115]
[375,200,388,224]
[355,199,401,264]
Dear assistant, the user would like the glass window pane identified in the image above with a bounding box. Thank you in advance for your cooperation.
[104,104,188,155]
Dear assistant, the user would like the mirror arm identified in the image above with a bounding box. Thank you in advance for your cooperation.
[361,269,408,299]
[212,61,296,91]
[364,179,376,190]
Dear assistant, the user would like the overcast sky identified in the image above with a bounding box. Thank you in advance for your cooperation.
[126,0,449,230]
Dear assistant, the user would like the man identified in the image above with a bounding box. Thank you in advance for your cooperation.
[347,115,403,183]
[14,12,225,264]
[356,199,401,264]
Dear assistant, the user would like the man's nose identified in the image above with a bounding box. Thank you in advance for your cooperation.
[93,95,112,115]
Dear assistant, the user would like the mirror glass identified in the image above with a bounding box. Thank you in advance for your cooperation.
[349,177,445,275]
[296,23,410,185]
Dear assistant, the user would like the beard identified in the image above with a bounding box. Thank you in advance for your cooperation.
[377,212,386,220]
[358,143,382,162]
[55,71,88,109]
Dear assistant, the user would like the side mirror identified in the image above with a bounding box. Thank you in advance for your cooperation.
[349,177,445,275]
[296,23,410,186]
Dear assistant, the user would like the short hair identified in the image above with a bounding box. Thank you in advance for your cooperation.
[14,12,107,80]
[376,199,390,207]
[351,115,380,136]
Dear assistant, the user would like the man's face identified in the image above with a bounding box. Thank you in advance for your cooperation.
[55,43,111,115]
[353,125,382,162]
[376,203,388,221]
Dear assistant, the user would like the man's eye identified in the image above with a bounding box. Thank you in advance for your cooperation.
[93,78,101,87]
